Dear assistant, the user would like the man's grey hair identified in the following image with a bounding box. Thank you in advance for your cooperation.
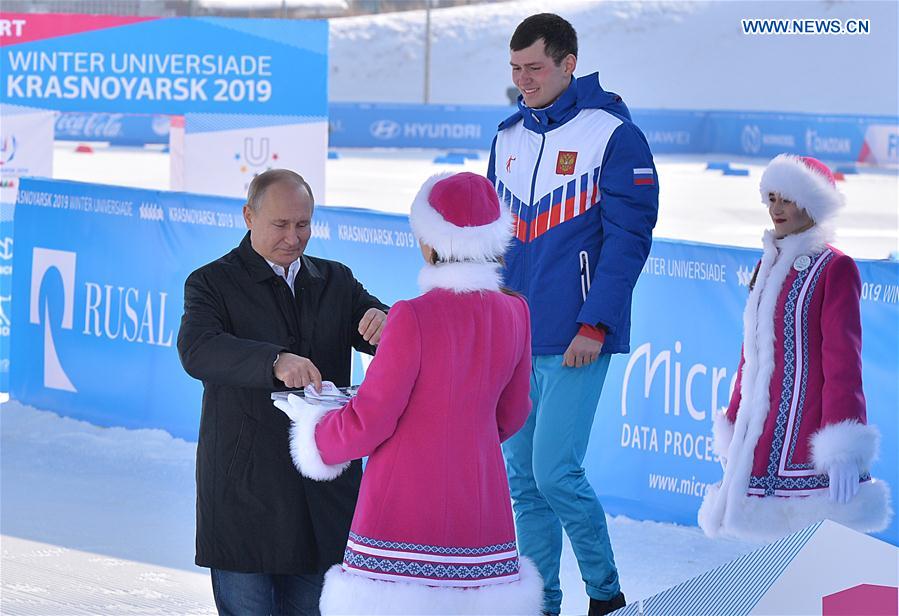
[246,169,315,212]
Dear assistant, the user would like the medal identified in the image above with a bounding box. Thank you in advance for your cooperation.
[793,255,811,272]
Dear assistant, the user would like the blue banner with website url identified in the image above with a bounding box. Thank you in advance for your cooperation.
[9,178,898,544]
[589,240,898,545]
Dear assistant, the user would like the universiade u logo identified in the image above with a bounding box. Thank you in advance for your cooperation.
[29,248,77,392]
[243,137,270,166]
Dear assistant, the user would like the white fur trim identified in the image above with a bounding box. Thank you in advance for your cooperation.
[769,223,834,255]
[810,420,880,473]
[410,172,514,262]
[288,405,350,481]
[759,154,844,224]
[712,408,734,461]
[417,262,503,293]
[700,479,892,542]
[697,483,725,538]
[702,225,834,536]
[319,556,543,615]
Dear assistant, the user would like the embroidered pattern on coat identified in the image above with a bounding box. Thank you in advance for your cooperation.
[347,532,516,556]
[746,250,873,495]
[342,532,521,585]
[343,549,520,581]
[782,253,832,471]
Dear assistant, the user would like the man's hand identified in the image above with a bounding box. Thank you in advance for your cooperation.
[358,308,387,345]
[562,334,603,368]
[274,353,322,391]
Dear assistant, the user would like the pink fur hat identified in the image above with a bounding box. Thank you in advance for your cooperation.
[410,172,512,261]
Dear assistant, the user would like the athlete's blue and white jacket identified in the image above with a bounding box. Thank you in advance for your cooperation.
[488,73,659,355]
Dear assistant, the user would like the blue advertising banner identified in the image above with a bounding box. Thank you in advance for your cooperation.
[10,178,898,544]
[329,102,511,150]
[705,111,898,164]
[631,109,707,155]
[52,101,896,165]
[55,112,170,146]
[1,13,327,118]
[11,178,420,440]
[329,102,897,165]
[0,202,12,391]
[1,13,329,199]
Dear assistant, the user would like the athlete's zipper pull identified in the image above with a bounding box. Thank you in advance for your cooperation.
[579,250,591,301]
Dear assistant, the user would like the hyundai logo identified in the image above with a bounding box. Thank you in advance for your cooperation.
[370,120,401,140]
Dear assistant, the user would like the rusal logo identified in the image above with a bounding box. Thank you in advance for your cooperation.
[30,248,78,391]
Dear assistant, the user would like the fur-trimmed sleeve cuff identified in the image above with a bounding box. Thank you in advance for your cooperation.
[810,419,880,473]
[288,405,351,481]
[712,408,734,460]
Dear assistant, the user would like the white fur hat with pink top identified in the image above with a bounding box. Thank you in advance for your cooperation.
[410,172,513,262]
[759,154,845,224]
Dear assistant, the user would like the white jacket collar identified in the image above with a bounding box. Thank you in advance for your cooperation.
[417,262,502,293]
[763,223,833,260]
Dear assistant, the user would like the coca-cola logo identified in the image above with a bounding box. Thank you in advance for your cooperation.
[151,115,171,136]
[55,113,125,139]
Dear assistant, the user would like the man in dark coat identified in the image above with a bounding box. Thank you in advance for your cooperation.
[177,169,388,615]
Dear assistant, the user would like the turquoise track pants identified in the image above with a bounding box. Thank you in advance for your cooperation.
[502,354,620,614]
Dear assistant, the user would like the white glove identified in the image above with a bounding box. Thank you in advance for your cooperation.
[273,393,318,423]
[273,392,341,421]
[827,461,860,504]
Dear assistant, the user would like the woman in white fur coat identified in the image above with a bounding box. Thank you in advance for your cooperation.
[698,154,892,542]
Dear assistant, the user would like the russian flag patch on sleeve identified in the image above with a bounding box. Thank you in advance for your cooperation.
[633,168,655,185]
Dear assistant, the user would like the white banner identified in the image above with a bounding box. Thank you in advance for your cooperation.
[0,104,55,204]
[180,117,326,201]
[860,124,899,167]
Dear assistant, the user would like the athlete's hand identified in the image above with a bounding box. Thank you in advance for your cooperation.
[562,334,603,368]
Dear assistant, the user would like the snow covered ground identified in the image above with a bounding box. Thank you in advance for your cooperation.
[1,400,760,615]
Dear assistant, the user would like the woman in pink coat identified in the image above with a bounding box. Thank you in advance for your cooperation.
[277,172,542,615]
[699,154,892,541]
